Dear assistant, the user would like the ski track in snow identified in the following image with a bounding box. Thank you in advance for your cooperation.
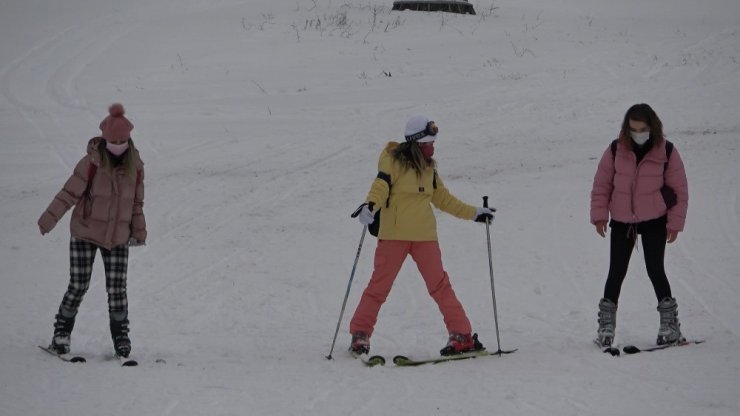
[0,26,79,169]
[672,139,740,340]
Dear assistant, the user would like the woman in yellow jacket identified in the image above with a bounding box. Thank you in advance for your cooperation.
[350,115,495,356]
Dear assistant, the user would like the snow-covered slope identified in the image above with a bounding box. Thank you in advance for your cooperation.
[1,0,738,415]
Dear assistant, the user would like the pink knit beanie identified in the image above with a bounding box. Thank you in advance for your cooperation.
[99,103,134,141]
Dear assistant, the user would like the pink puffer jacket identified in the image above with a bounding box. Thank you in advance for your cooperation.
[38,138,146,249]
[590,139,688,232]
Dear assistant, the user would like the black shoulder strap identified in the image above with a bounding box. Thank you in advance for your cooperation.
[377,171,391,186]
[664,140,673,168]
[433,169,438,190]
[658,140,674,173]
[376,171,391,208]
[612,139,673,169]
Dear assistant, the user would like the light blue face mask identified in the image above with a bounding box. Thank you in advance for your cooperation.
[631,131,650,145]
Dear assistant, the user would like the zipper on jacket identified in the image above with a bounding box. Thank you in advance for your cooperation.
[629,146,662,223]
[628,150,639,223]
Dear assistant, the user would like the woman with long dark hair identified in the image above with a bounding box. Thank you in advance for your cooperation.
[590,103,689,347]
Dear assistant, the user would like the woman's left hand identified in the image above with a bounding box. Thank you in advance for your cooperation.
[667,229,679,243]
[128,237,146,247]
[473,207,496,223]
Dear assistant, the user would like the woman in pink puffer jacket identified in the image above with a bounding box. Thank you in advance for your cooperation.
[590,103,688,348]
[38,103,145,359]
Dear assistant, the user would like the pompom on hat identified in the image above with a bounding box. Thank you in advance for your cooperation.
[404,115,438,143]
[99,103,134,142]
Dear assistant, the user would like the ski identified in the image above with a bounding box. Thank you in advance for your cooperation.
[115,354,138,367]
[349,351,386,367]
[393,348,517,367]
[622,339,705,355]
[594,339,620,356]
[38,345,86,363]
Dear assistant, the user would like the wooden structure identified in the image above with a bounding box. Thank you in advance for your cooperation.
[392,1,476,15]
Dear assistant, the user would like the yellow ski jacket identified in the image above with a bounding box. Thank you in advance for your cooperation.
[366,142,476,241]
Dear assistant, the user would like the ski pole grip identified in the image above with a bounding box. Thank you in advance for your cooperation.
[482,196,489,208]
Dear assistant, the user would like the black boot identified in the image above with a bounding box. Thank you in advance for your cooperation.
[51,313,76,354]
[110,318,131,358]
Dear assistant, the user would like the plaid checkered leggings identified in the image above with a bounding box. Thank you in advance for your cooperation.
[58,237,129,316]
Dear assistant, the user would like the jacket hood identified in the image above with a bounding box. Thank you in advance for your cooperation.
[384,141,400,152]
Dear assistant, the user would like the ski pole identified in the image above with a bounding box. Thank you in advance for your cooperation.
[483,196,504,354]
[326,224,367,360]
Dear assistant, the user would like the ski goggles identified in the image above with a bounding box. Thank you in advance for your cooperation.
[405,121,438,143]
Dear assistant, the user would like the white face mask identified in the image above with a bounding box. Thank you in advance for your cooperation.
[631,131,650,145]
[106,141,129,156]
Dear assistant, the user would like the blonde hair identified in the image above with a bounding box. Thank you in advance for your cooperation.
[391,141,435,175]
[98,138,139,179]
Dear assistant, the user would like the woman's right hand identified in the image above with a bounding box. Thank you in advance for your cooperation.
[594,221,607,237]
[351,202,375,225]
[38,212,55,235]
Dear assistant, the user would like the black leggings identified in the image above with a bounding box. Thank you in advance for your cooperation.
[603,217,672,304]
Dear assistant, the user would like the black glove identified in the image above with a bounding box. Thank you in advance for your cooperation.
[474,206,496,223]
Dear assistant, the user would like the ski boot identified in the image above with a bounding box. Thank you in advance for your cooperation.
[350,332,370,355]
[50,312,76,354]
[656,297,684,345]
[440,333,484,356]
[110,317,132,358]
[596,298,617,347]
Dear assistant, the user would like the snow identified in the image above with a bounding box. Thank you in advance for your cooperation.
[1,0,739,414]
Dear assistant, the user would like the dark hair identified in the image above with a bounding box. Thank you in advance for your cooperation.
[391,141,435,175]
[619,103,664,147]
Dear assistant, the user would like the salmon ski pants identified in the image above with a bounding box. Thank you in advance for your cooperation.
[349,240,472,337]
[57,237,130,317]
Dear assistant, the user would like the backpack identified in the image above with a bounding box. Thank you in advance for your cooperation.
[610,139,677,209]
